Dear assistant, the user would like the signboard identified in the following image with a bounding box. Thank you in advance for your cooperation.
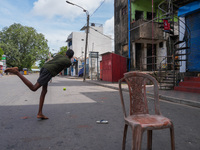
[1,55,6,72]
[163,19,170,30]
[89,52,99,58]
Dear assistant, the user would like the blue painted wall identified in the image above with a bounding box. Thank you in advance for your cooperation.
[178,1,200,72]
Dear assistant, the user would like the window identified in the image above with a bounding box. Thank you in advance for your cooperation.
[159,42,163,48]
[122,6,127,16]
[135,10,144,21]
[147,12,156,20]
[68,41,72,47]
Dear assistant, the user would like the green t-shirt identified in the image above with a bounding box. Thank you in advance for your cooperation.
[43,54,72,77]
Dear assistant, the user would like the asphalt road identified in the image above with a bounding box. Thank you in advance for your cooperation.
[0,74,200,150]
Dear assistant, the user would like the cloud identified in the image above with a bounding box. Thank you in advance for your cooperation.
[32,0,107,19]
[104,16,114,51]
[42,29,72,52]
[104,16,114,39]
[0,0,114,53]
[31,0,114,51]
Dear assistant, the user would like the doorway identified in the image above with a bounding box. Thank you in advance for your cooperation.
[147,44,156,71]
[136,43,142,70]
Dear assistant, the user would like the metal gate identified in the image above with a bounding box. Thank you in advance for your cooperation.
[89,51,99,80]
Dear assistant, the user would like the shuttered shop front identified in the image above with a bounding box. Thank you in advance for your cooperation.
[186,11,200,72]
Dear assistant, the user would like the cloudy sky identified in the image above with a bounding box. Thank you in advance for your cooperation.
[0,0,114,53]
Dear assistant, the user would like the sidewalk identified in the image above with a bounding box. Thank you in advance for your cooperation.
[86,79,200,108]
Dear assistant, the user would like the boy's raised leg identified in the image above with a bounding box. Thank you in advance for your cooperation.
[5,67,41,91]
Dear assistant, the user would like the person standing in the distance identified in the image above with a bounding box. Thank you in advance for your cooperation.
[5,49,74,120]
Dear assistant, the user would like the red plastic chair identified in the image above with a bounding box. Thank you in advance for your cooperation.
[119,72,175,150]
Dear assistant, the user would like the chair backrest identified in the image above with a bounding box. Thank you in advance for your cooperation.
[119,72,160,117]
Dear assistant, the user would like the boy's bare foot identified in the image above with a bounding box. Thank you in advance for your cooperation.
[5,67,19,74]
[37,114,49,120]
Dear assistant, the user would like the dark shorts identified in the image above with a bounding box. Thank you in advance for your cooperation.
[37,68,52,86]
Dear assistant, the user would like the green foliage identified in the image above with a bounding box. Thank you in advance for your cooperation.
[58,46,67,55]
[0,47,3,60]
[0,23,49,70]
[38,59,46,69]
[31,62,39,69]
[38,52,55,69]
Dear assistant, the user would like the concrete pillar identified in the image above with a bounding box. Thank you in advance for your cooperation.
[132,42,136,68]
[143,43,147,70]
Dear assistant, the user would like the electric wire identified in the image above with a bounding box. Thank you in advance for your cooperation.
[79,0,113,41]
[82,0,105,26]
[90,0,105,18]
[90,26,114,40]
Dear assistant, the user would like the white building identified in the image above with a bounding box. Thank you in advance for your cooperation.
[66,23,113,78]
[67,23,112,59]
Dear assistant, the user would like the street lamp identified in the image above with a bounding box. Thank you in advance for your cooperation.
[66,1,89,82]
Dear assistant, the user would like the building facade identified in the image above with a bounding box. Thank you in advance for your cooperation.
[115,0,173,71]
[115,0,199,90]
[67,23,112,59]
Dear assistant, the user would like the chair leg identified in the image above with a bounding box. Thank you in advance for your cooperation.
[170,125,175,150]
[147,130,152,150]
[131,125,143,150]
[122,124,128,150]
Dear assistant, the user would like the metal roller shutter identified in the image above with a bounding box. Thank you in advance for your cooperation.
[186,11,200,72]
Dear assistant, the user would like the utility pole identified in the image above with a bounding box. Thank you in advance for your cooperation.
[66,1,89,82]
[128,0,131,71]
[83,13,89,81]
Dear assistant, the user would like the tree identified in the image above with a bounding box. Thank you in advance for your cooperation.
[0,47,3,60]
[0,23,49,70]
[39,46,67,69]
[58,46,67,55]
[38,59,46,69]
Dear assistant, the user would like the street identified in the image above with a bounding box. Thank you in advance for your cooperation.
[0,74,200,150]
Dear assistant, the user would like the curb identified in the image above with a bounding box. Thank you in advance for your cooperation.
[86,80,200,108]
[159,94,200,108]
